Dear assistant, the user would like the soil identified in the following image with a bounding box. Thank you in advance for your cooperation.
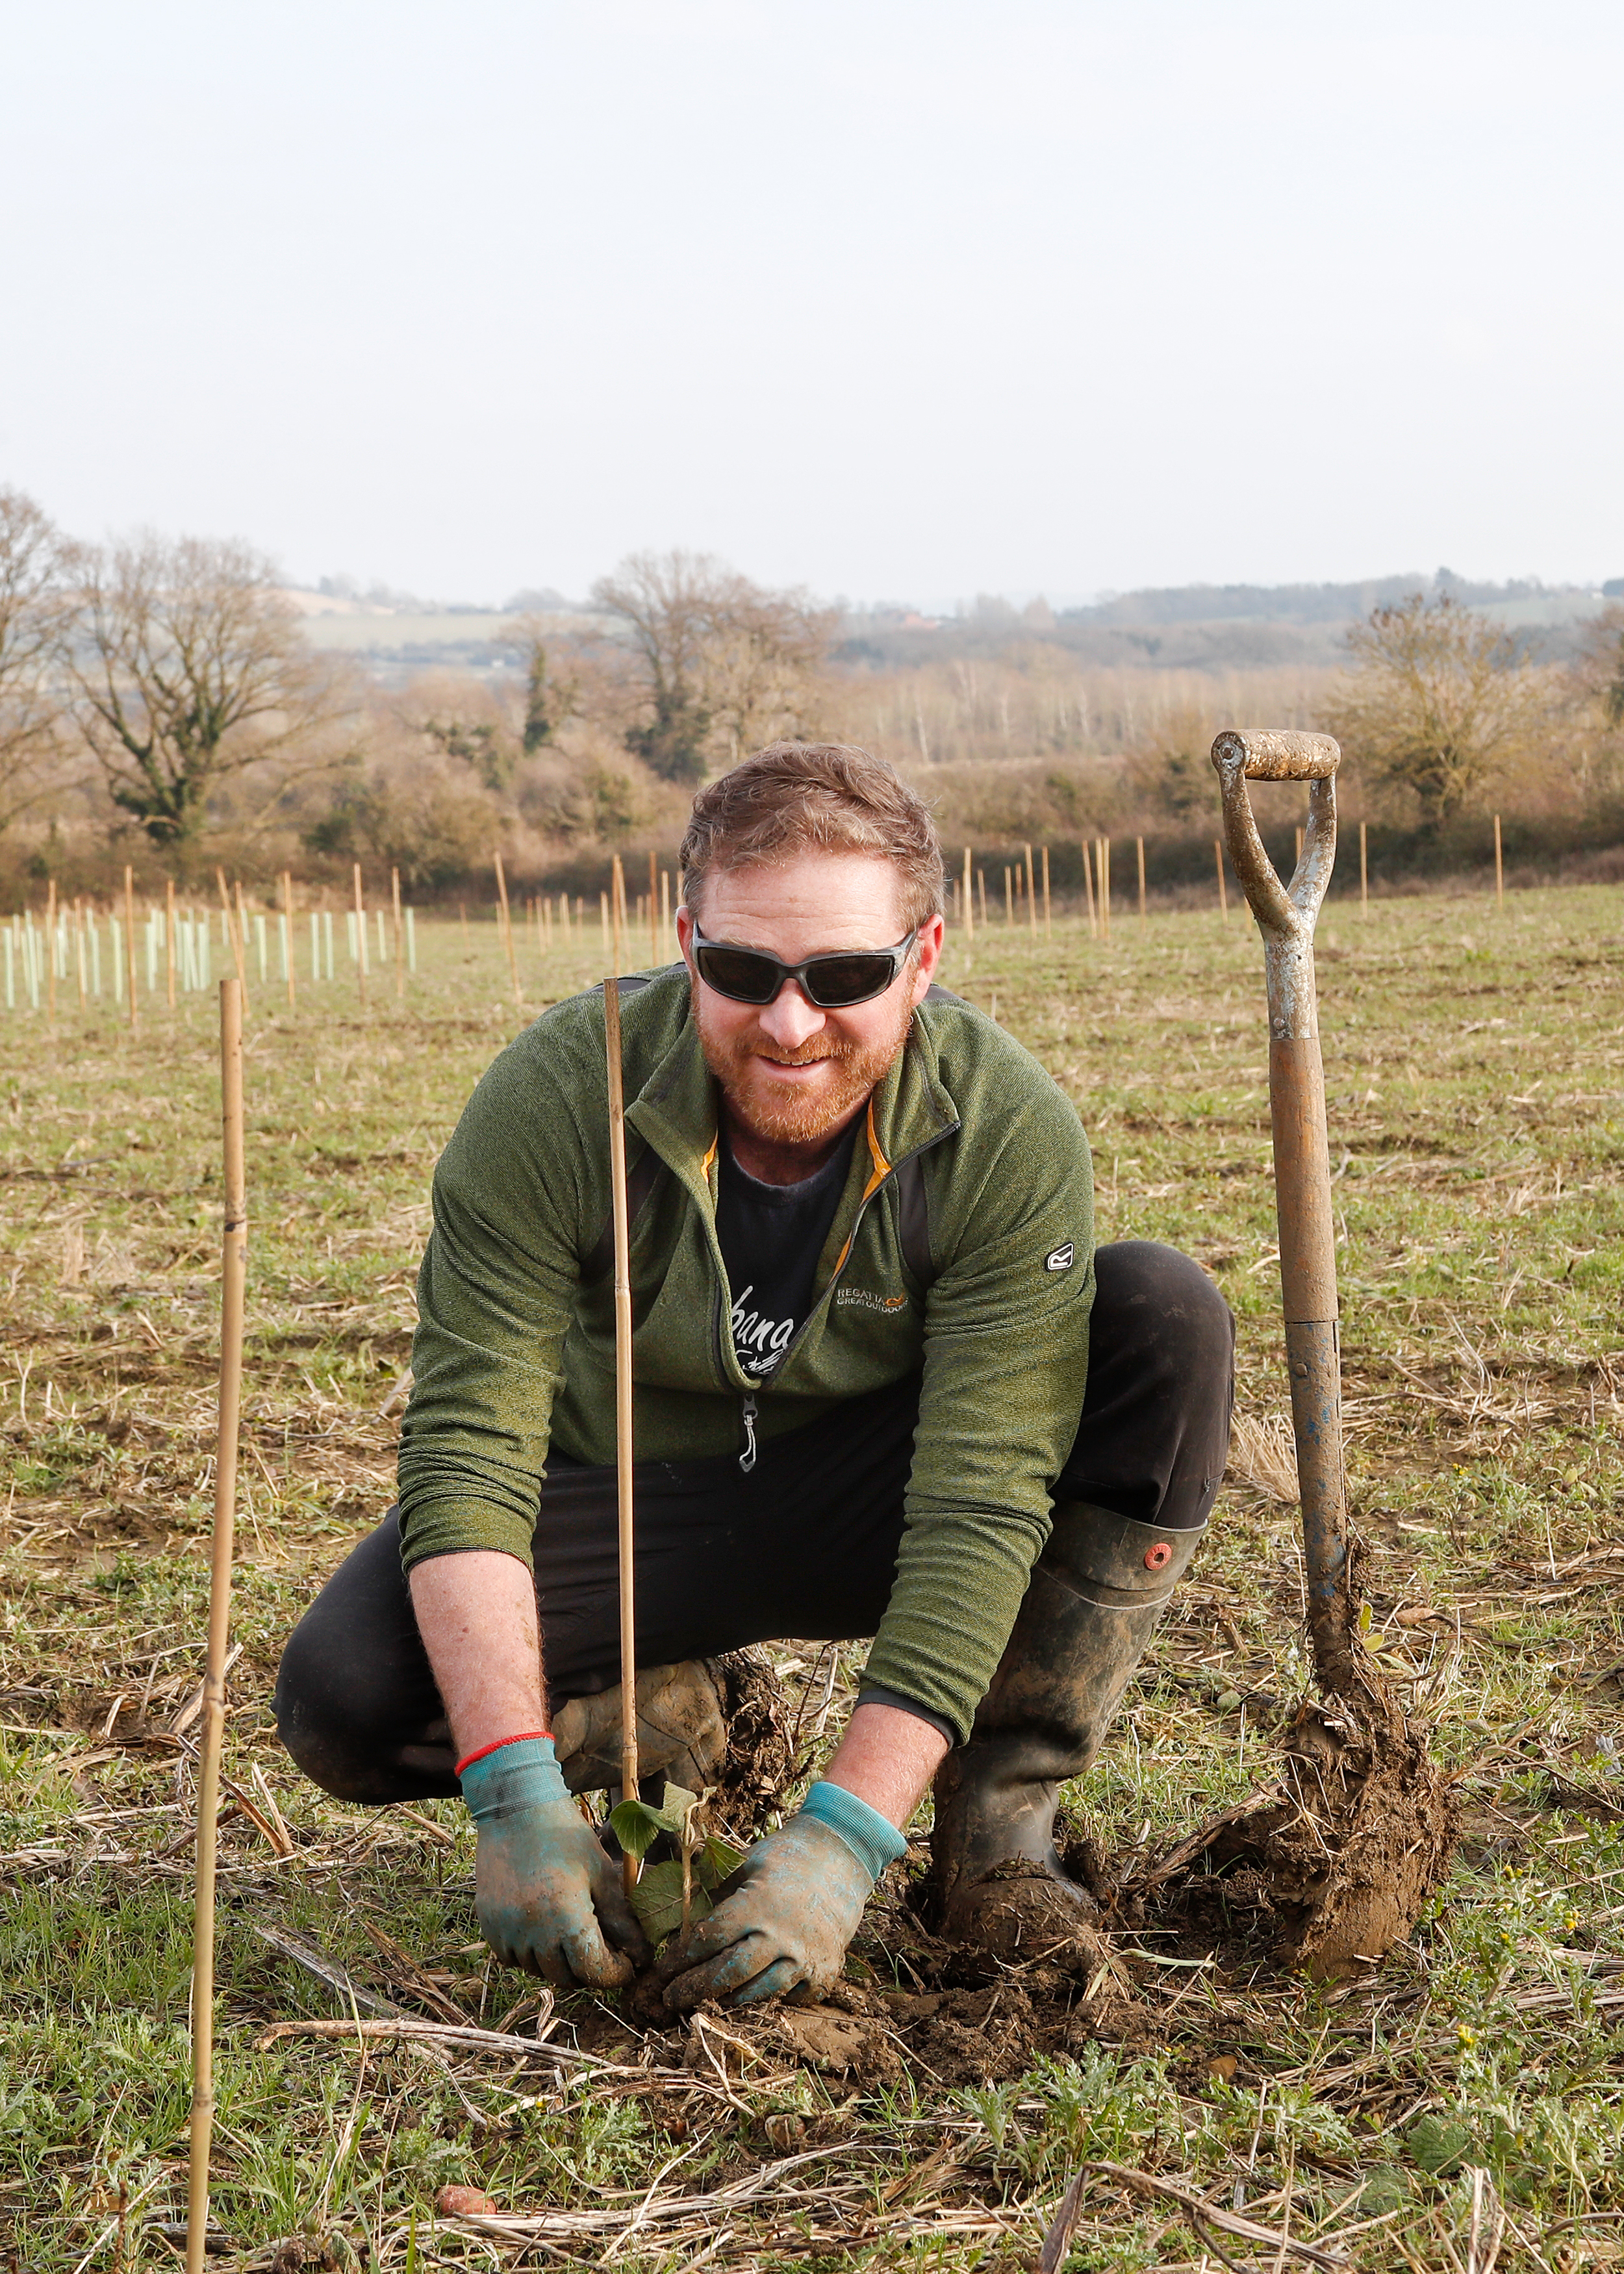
[705,1649,796,1837]
[1180,1701,1460,1979]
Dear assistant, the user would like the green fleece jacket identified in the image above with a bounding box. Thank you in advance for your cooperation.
[397,967,1095,1743]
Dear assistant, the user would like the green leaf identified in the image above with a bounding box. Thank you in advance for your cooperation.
[696,1835,745,1889]
[659,1782,702,1833]
[629,1860,715,1945]
[607,1797,676,1861]
[1406,2114,1473,2177]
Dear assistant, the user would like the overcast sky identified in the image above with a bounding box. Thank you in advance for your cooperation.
[4,1,1618,606]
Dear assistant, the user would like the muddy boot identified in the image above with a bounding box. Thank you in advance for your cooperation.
[552,1660,730,1798]
[925,1505,1204,1969]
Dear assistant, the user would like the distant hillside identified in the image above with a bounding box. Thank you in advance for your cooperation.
[835,572,1615,675]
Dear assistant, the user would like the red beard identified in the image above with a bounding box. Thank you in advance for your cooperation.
[692,979,914,1150]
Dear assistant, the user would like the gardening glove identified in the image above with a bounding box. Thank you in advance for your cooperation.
[461,1735,652,1989]
[656,1781,906,2011]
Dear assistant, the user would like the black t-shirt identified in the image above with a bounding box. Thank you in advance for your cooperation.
[716,1121,859,1381]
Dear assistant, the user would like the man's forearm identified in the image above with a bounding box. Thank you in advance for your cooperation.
[409,1550,546,1761]
[819,1700,948,1830]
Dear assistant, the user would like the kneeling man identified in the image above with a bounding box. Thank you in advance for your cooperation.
[276,743,1232,2008]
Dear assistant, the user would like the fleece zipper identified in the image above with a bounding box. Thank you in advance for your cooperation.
[727,1119,959,1470]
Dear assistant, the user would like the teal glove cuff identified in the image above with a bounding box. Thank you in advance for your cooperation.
[459,1735,569,1819]
[800,1781,909,1884]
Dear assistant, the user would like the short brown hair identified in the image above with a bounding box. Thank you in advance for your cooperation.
[680,743,943,930]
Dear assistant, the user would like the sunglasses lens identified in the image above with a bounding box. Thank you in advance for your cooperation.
[802,953,896,1008]
[696,945,780,1003]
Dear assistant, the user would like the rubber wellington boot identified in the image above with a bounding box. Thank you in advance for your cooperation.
[925,1505,1204,1967]
[552,1660,730,1798]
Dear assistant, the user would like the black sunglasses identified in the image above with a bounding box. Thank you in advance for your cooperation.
[692,926,920,1008]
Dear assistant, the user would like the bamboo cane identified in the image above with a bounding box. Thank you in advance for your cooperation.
[602,965,639,1894]
[281,872,296,1008]
[611,854,627,975]
[124,867,140,1031]
[352,863,368,1009]
[962,846,974,941]
[216,871,248,1008]
[185,977,247,2274]
[493,852,521,1008]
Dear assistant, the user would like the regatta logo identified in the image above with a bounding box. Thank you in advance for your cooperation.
[1045,1243,1075,1273]
[835,1286,910,1312]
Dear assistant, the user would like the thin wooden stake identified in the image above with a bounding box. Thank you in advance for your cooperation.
[186,977,247,2274]
[216,870,247,1009]
[1022,842,1037,934]
[962,846,974,941]
[602,963,639,1893]
[1214,838,1228,922]
[281,872,297,1008]
[1493,813,1504,906]
[1098,837,1111,940]
[493,852,521,1008]
[235,881,253,997]
[611,854,627,974]
[123,866,140,1031]
[1359,821,1369,914]
[648,850,659,965]
[977,868,988,930]
[1081,839,1097,937]
[352,863,368,1009]
[1003,865,1013,924]
[73,898,87,1010]
[45,877,57,1030]
[1136,835,1147,930]
[1041,845,1052,939]
[392,868,405,999]
[659,867,671,950]
[166,880,177,1008]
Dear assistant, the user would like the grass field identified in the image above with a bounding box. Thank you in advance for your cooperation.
[2,880,1621,2271]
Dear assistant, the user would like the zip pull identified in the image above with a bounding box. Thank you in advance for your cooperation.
[739,1392,758,1474]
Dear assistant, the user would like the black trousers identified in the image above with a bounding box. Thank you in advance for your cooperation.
[274,1241,1234,1803]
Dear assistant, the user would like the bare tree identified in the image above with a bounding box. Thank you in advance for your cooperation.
[1571,603,1624,730]
[62,533,351,859]
[590,550,833,781]
[0,489,80,830]
[1323,593,1551,826]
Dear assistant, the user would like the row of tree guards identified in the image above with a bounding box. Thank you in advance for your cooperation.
[0,863,427,1024]
[4,816,1521,1025]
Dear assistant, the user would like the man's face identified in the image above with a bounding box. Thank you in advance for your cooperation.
[677,850,945,1154]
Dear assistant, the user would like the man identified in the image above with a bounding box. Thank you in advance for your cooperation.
[276,743,1232,2008]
